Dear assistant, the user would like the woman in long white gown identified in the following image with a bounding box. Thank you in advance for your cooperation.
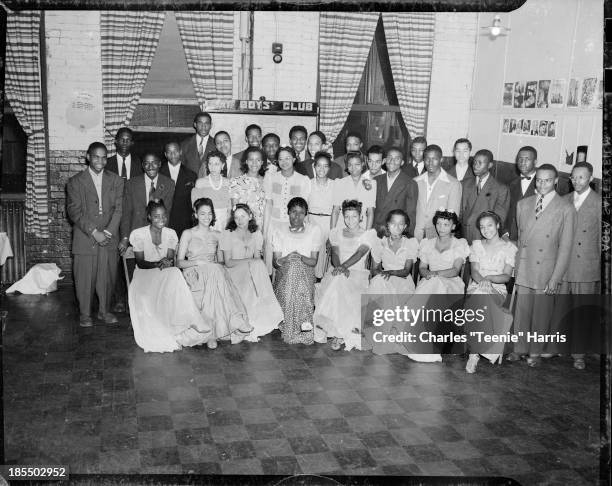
[128,200,212,353]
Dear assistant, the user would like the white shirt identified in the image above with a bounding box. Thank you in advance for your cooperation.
[386,171,400,191]
[573,187,591,211]
[145,175,159,204]
[167,163,181,183]
[520,171,536,195]
[412,160,424,174]
[88,167,104,213]
[455,162,469,182]
[363,169,385,181]
[196,134,210,154]
[116,154,132,180]
[297,149,307,162]
[476,173,490,191]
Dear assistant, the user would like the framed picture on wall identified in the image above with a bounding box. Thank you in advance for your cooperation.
[537,80,551,108]
[522,119,531,134]
[567,78,580,107]
[503,83,514,106]
[509,118,517,134]
[530,120,540,136]
[547,121,556,138]
[502,118,510,133]
[524,81,537,108]
[513,82,525,108]
[538,120,548,136]
[581,77,597,107]
[594,79,603,109]
[549,79,566,107]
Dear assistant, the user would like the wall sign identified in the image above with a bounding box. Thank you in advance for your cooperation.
[202,99,318,116]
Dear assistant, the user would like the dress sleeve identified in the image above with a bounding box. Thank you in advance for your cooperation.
[503,242,518,267]
[358,228,377,249]
[364,179,377,208]
[271,227,284,253]
[418,238,431,265]
[229,177,240,200]
[469,240,482,263]
[370,236,384,262]
[164,228,179,251]
[454,238,471,262]
[309,224,322,253]
[263,173,273,199]
[129,227,146,252]
[328,227,340,247]
[253,231,264,253]
[404,237,419,262]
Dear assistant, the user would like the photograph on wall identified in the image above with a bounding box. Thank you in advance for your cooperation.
[509,118,518,134]
[581,77,597,107]
[521,119,531,134]
[538,120,548,136]
[530,119,540,136]
[595,79,603,109]
[547,121,556,138]
[524,81,537,108]
[536,79,551,108]
[513,81,525,108]
[548,79,566,107]
[567,78,581,107]
[502,118,510,133]
[503,83,514,106]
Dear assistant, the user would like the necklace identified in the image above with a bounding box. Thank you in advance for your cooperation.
[208,174,223,191]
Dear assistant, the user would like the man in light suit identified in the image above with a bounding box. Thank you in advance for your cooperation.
[213,130,242,179]
[413,144,462,240]
[119,153,175,282]
[402,136,427,178]
[513,164,575,366]
[559,162,601,370]
[67,142,124,327]
[159,142,197,238]
[504,146,538,241]
[105,127,142,180]
[180,111,216,176]
[233,124,262,166]
[373,146,418,237]
[460,149,510,243]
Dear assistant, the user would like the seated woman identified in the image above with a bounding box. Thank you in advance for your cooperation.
[191,151,231,232]
[464,211,517,373]
[272,197,321,345]
[313,199,378,351]
[177,198,253,349]
[128,199,212,353]
[220,203,284,341]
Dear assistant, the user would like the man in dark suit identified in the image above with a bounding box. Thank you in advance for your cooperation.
[262,132,280,169]
[233,124,262,165]
[180,111,216,176]
[119,153,175,282]
[333,131,364,175]
[402,136,427,178]
[289,125,309,162]
[295,130,343,179]
[513,164,575,366]
[105,127,142,180]
[460,149,510,243]
[445,138,475,183]
[67,142,124,327]
[373,146,418,237]
[215,130,245,180]
[159,142,197,237]
[504,146,538,241]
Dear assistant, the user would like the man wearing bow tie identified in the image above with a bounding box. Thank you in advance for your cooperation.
[505,146,538,241]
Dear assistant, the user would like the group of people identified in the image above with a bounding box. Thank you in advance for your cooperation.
[66,110,601,373]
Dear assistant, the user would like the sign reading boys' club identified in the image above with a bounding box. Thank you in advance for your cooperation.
[203,99,318,116]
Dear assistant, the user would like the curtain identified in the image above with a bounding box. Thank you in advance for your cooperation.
[175,12,234,105]
[318,12,379,144]
[100,11,165,149]
[6,11,48,237]
[382,13,436,138]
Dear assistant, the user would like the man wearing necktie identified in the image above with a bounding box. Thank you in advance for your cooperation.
[180,111,216,176]
[512,164,575,367]
[105,127,142,181]
[504,146,538,241]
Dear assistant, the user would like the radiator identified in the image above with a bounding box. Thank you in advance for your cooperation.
[0,195,26,284]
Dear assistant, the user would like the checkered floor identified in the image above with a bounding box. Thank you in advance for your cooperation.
[2,287,601,483]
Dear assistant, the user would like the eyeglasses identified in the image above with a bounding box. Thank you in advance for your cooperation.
[535,178,555,183]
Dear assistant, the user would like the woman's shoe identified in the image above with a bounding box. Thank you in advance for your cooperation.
[207,339,218,350]
[466,354,480,374]
[526,356,540,367]
[301,322,313,332]
[573,358,586,370]
[506,352,522,362]
[330,338,344,351]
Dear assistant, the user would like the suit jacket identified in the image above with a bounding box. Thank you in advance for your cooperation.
[106,154,142,180]
[515,193,575,289]
[180,134,216,176]
[446,161,475,182]
[332,155,349,178]
[373,172,418,237]
[401,161,426,178]
[66,169,124,255]
[460,174,510,243]
[226,155,243,180]
[295,158,345,180]
[563,190,601,282]
[506,175,536,241]
[120,174,175,240]
[414,169,462,240]
[159,163,197,237]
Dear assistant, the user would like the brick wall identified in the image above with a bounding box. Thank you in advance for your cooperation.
[426,12,478,154]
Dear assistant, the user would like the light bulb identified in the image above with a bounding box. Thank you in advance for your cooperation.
[490,26,501,37]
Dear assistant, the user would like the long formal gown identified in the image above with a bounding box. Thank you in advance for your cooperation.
[220,229,283,341]
[191,176,231,231]
[332,175,376,229]
[313,228,378,351]
[307,179,335,278]
[128,226,212,353]
[272,223,321,345]
[182,229,253,343]
[465,239,517,363]
[414,237,470,294]
[229,175,266,229]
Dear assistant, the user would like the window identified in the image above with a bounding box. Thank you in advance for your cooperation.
[332,17,410,157]
[2,110,27,194]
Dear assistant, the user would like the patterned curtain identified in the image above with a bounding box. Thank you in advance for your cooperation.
[382,13,436,138]
[100,11,165,149]
[6,11,48,237]
[319,12,379,144]
[175,12,234,105]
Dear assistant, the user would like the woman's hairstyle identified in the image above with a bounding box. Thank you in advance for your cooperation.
[344,151,365,174]
[432,209,460,233]
[384,209,411,237]
[341,199,362,215]
[475,210,502,236]
[287,196,308,214]
[309,130,327,145]
[240,146,267,176]
[146,199,166,221]
[206,150,227,165]
[193,197,216,227]
[313,151,332,167]
[276,146,297,163]
[226,203,258,233]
